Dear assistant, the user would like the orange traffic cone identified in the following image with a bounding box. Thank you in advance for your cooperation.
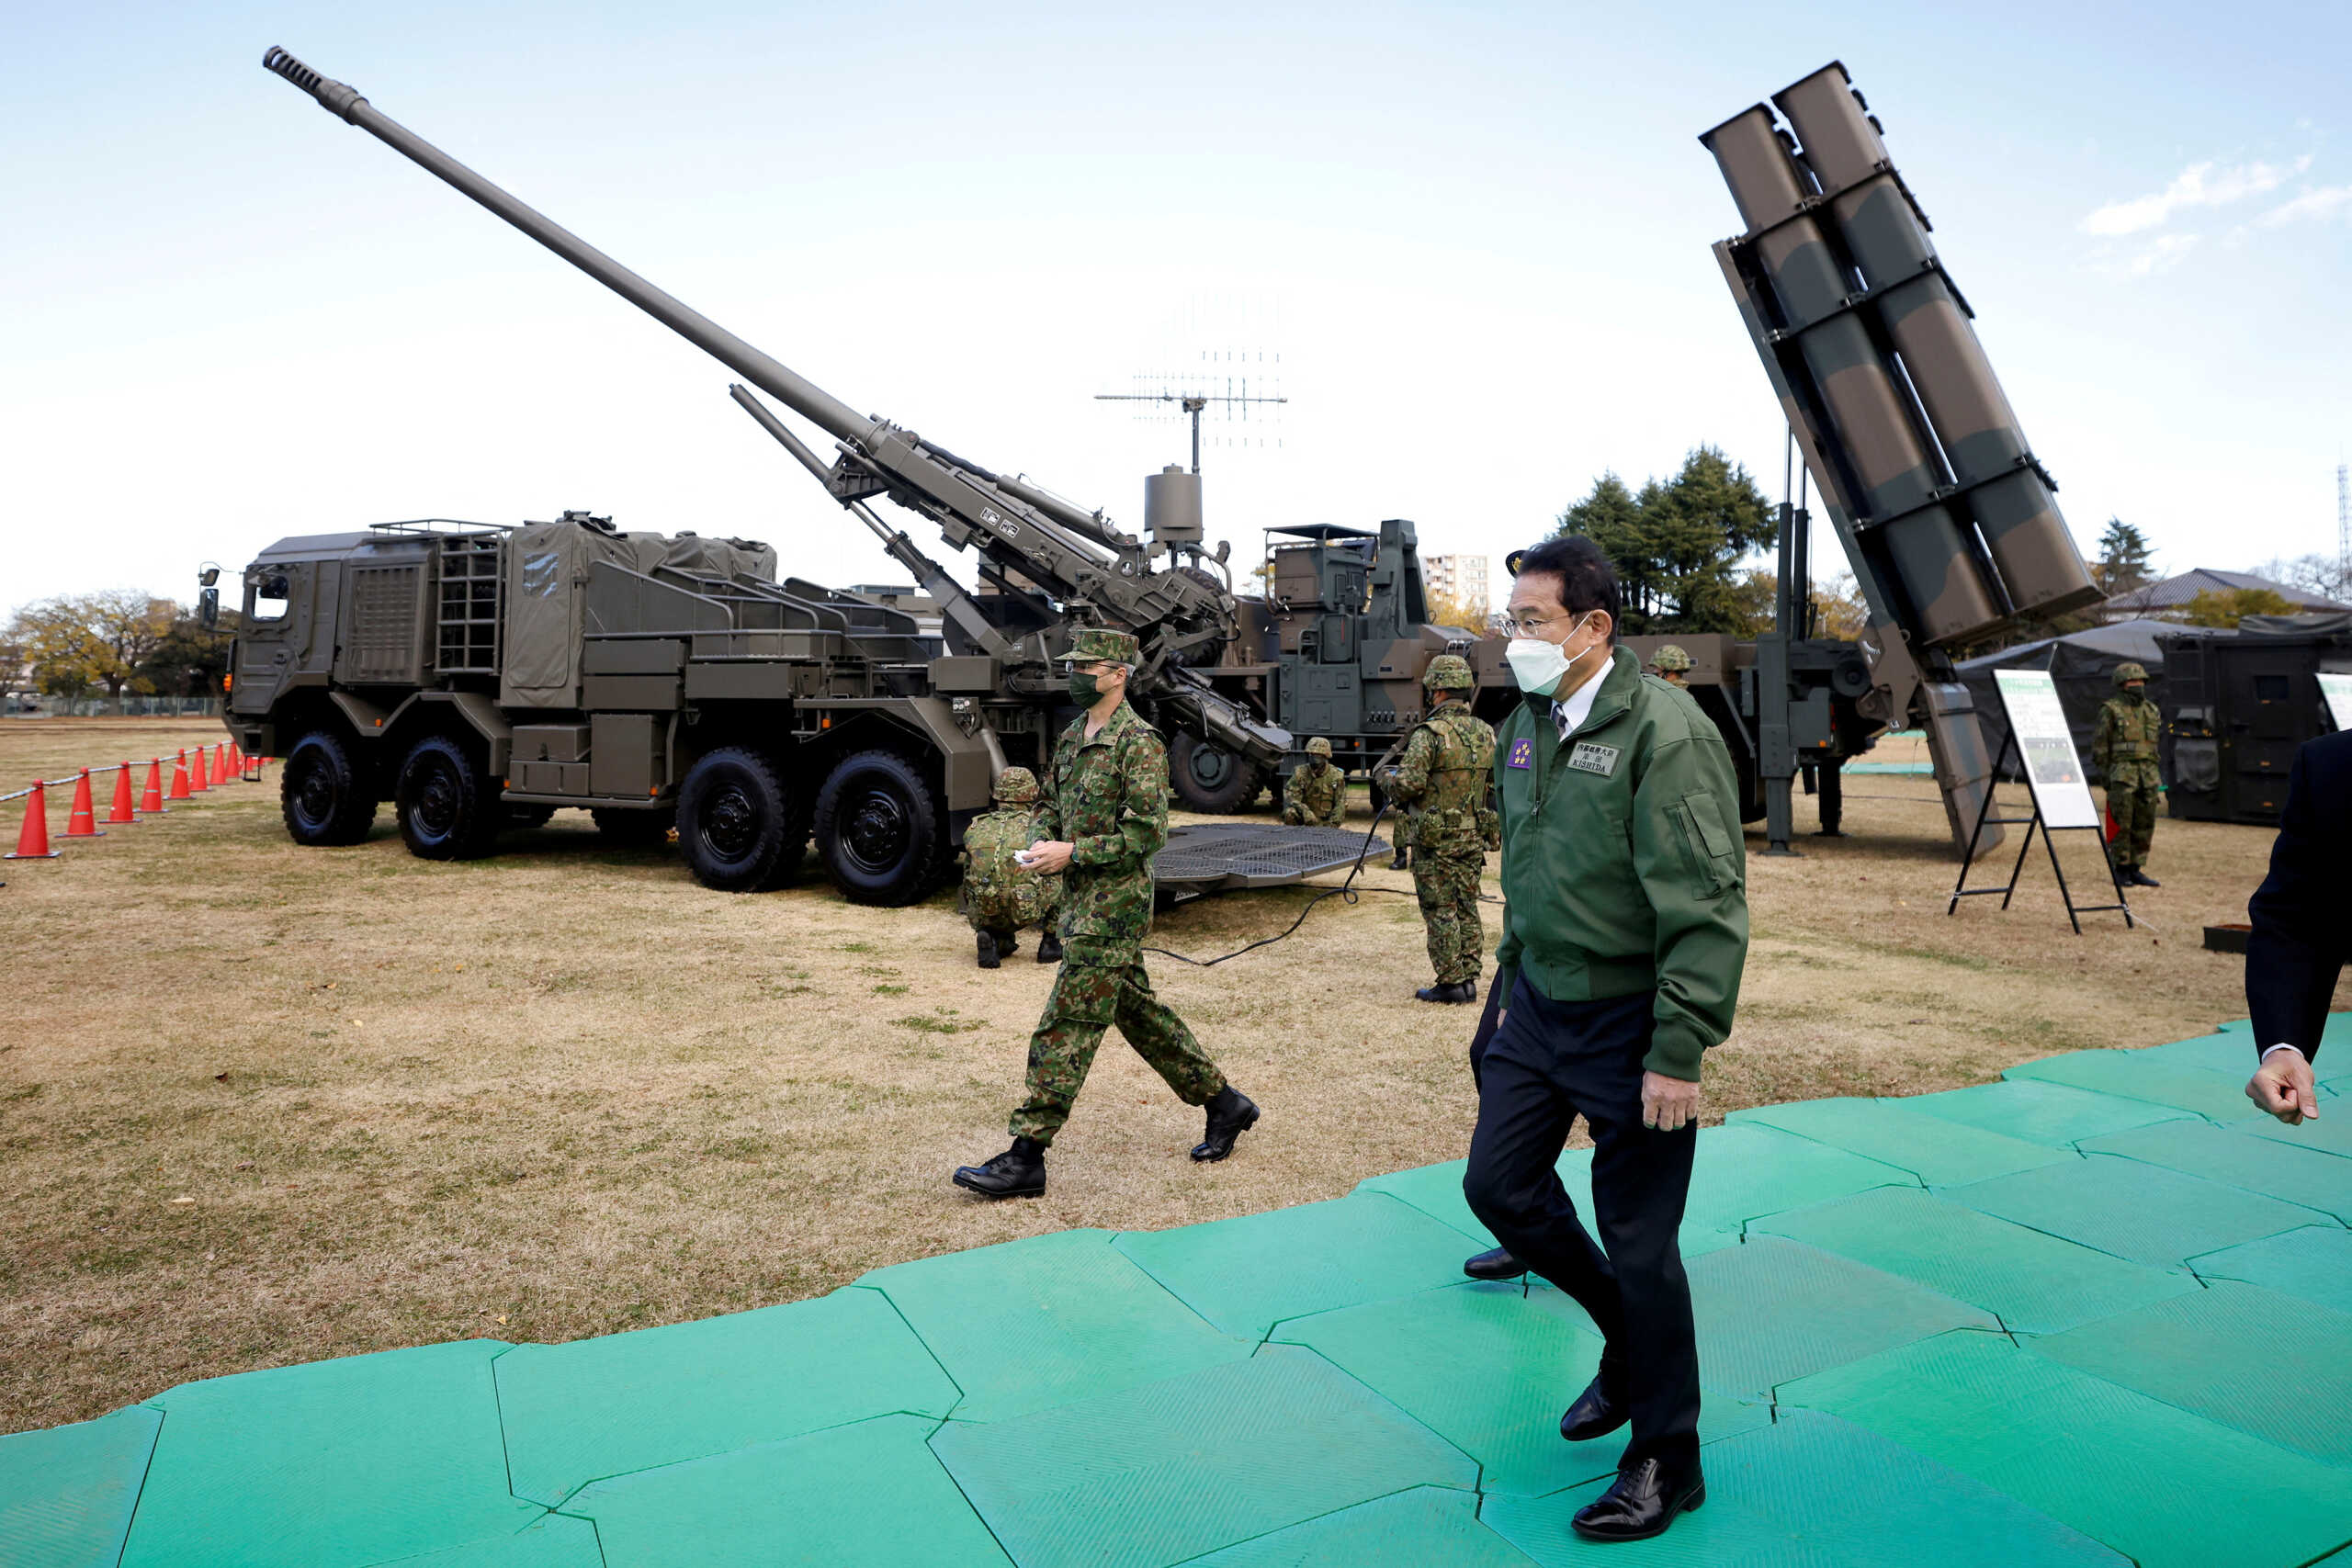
[228,741,244,778]
[107,763,138,825]
[6,782,60,860]
[211,744,227,784]
[191,747,210,792]
[169,751,192,801]
[141,759,166,814]
[63,769,104,838]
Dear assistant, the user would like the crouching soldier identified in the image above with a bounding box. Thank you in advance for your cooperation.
[961,766,1063,968]
[1282,737,1349,827]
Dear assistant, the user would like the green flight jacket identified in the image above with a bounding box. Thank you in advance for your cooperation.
[1491,648,1748,1081]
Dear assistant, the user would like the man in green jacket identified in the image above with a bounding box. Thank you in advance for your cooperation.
[952,627,1261,1199]
[1463,536,1748,1544]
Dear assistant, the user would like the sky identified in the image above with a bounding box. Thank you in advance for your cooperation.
[5,0,2348,615]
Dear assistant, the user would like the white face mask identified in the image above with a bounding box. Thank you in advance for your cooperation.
[1505,616,1599,696]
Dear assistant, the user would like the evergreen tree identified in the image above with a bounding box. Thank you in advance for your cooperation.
[2094,518,2155,595]
[1554,447,1775,635]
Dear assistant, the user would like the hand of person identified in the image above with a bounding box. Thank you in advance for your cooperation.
[1020,840,1075,875]
[2246,1049,2322,1125]
[1642,1071,1702,1133]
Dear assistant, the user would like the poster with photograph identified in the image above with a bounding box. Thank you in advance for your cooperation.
[1993,669,2100,830]
[2317,672,2352,732]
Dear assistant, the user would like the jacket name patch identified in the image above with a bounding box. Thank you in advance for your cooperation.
[1566,741,1620,776]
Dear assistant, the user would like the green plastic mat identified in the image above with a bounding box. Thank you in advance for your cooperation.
[493,1286,959,1505]
[1685,1236,1997,1402]
[859,1228,1251,1421]
[2004,1050,2263,1123]
[1483,1408,2128,1567]
[1114,1191,1483,1339]
[570,1412,1008,1566]
[1355,1158,1495,1247]
[1750,1185,2198,1335]
[0,1405,158,1568]
[1185,1486,1537,1567]
[2080,1118,2352,1223]
[365,1515,603,1567]
[2236,1103,2352,1159]
[121,1339,542,1568]
[2191,1225,2352,1315]
[2031,1280,2352,1469]
[1945,1152,2319,1271]
[2129,1031,2256,1069]
[1727,1095,2072,1187]
[1899,1077,2196,1148]
[931,1347,1476,1568]
[1676,1124,1918,1238]
[1271,1280,1769,1498]
[1783,1330,2352,1568]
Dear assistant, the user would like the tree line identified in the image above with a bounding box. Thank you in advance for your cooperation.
[5,591,236,709]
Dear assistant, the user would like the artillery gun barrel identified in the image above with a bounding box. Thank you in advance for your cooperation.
[260,46,871,445]
[991,473,1133,555]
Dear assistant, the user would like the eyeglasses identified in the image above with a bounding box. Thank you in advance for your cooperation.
[1503,610,1578,639]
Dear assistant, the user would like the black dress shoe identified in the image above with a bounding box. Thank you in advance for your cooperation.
[977,931,1001,969]
[1462,1247,1525,1281]
[1571,1457,1704,1541]
[1558,1372,1628,1442]
[1415,982,1476,1004]
[1192,1086,1260,1162]
[952,1136,1046,1198]
[1036,931,1063,964]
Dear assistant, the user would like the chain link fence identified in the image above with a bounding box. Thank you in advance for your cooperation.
[3,695,221,718]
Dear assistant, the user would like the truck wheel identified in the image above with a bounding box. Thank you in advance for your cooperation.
[676,748,804,891]
[1169,730,1265,815]
[815,750,945,907]
[395,734,501,861]
[280,728,378,846]
[593,807,676,849]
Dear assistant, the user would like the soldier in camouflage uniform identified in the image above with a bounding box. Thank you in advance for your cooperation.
[1382,654,1498,1004]
[2093,660,2164,888]
[1651,644,1692,688]
[959,766,1064,969]
[1282,737,1349,827]
[954,627,1261,1199]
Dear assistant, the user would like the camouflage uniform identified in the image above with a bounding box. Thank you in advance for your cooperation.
[960,767,1060,947]
[1385,657,1498,987]
[1282,738,1348,828]
[1008,630,1227,1146]
[1653,644,1691,689]
[2093,661,2162,874]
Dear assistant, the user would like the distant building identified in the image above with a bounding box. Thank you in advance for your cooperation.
[1424,553,1490,622]
[2100,568,2349,623]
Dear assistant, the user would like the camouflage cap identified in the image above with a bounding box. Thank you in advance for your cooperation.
[1066,627,1139,666]
[1424,653,1474,690]
[2114,661,2149,685]
[991,765,1040,804]
[1653,644,1692,671]
[1305,736,1333,758]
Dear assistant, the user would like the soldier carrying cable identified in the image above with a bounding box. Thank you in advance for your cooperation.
[1281,737,1349,828]
[2092,660,2163,889]
[1381,654,1499,1004]
[954,628,1262,1199]
[959,767,1063,969]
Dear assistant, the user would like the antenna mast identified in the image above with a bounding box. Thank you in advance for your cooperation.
[1094,388,1289,476]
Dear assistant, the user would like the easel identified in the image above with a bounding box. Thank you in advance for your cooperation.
[1947,727,2132,933]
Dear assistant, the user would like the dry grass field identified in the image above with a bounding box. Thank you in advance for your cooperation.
[0,717,2305,1433]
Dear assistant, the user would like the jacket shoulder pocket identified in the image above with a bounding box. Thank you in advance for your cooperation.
[1673,787,1741,897]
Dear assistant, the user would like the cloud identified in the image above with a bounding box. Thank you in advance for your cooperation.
[2258,184,2352,226]
[2088,231,2200,279]
[2081,155,2311,236]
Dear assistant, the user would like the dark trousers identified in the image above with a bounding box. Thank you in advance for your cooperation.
[1463,975,1701,1472]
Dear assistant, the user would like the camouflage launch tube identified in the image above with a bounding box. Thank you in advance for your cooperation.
[1702,107,2001,645]
[1772,66,2098,622]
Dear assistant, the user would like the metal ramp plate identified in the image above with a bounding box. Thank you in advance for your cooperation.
[1150,823,1388,896]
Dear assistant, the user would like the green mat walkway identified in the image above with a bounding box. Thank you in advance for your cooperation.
[9,1021,2352,1566]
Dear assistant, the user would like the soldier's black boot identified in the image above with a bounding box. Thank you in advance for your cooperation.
[997,930,1021,961]
[953,1136,1046,1199]
[2132,868,2162,888]
[1463,1247,1525,1281]
[977,931,1001,969]
[1389,845,1411,872]
[1416,982,1476,1004]
[1036,931,1063,964]
[1192,1086,1260,1162]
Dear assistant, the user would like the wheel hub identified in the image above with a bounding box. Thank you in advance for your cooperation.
[1187,744,1235,789]
[414,760,459,835]
[842,789,910,873]
[293,760,335,826]
[703,784,759,860]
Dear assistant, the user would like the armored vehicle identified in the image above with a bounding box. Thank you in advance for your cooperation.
[2157,619,2352,825]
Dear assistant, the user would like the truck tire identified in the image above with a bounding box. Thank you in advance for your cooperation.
[676,748,803,891]
[814,750,945,907]
[593,807,676,849]
[395,734,502,861]
[1169,729,1265,815]
[280,728,379,847]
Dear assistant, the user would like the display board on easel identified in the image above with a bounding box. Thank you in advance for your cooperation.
[2317,671,2352,732]
[1947,670,2132,932]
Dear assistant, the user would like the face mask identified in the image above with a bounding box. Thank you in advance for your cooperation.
[1068,671,1102,705]
[1505,617,1598,696]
